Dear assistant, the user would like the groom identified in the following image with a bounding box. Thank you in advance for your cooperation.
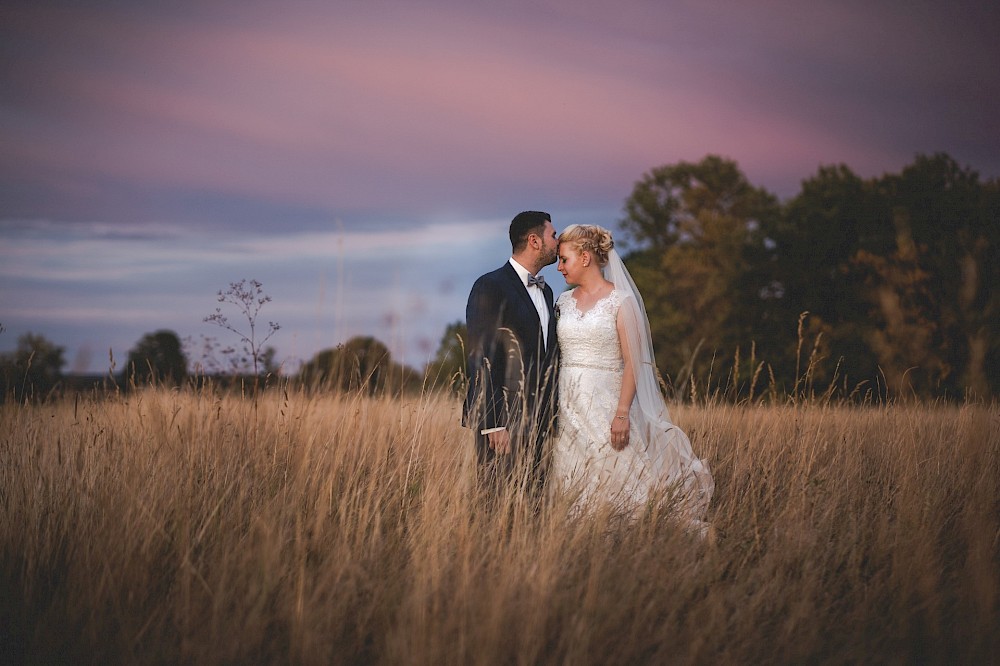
[463,211,560,495]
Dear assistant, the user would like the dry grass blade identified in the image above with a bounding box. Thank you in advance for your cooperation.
[1,387,997,663]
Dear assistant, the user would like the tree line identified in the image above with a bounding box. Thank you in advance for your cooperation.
[3,152,996,402]
[620,153,998,400]
[0,328,428,402]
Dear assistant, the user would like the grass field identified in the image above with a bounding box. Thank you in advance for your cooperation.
[2,387,998,664]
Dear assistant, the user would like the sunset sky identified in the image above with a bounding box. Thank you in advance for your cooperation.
[2,0,998,374]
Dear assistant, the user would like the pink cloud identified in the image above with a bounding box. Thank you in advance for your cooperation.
[3,0,996,224]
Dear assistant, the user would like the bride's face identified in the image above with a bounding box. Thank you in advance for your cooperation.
[557,243,586,284]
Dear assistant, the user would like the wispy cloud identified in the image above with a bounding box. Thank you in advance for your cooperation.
[0,217,511,370]
[2,0,997,371]
[0,218,505,282]
[7,0,995,232]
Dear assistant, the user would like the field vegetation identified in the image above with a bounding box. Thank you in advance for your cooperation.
[2,383,997,664]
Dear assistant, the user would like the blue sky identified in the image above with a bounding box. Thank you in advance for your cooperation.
[2,0,998,373]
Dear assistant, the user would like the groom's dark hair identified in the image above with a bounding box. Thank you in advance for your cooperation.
[510,211,551,252]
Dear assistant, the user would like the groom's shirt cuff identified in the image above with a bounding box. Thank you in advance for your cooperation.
[480,426,506,435]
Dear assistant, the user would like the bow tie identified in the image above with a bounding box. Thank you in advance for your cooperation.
[526,274,545,289]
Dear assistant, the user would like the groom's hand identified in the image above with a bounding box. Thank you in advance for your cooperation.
[488,429,511,455]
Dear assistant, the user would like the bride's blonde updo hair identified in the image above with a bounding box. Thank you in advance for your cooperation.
[558,224,615,267]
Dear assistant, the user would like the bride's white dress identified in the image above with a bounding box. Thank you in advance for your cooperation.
[552,288,713,525]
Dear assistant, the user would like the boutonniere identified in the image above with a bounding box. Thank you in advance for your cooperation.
[554,302,561,319]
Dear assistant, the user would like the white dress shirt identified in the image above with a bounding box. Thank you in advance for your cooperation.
[509,258,550,350]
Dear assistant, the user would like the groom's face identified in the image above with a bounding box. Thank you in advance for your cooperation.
[537,221,559,267]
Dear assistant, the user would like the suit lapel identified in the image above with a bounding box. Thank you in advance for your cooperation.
[500,263,540,326]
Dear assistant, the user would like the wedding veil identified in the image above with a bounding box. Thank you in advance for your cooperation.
[604,248,714,522]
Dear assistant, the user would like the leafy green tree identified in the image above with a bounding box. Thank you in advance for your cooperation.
[771,164,882,391]
[424,321,467,394]
[124,330,188,386]
[855,154,998,397]
[0,332,65,401]
[299,336,420,394]
[620,155,781,395]
[982,177,1000,396]
[772,153,998,398]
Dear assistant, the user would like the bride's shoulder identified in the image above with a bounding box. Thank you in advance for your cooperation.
[609,286,629,302]
[607,288,634,313]
[556,288,575,304]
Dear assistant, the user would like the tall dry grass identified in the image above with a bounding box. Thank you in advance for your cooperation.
[1,387,997,664]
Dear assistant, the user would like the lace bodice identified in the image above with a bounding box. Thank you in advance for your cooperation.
[556,288,627,371]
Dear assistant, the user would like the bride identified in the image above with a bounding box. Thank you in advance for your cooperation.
[551,224,713,529]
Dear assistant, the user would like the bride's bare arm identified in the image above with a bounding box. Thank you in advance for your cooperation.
[612,308,637,450]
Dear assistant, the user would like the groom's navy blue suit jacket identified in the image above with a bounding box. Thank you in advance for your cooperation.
[463,262,558,454]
